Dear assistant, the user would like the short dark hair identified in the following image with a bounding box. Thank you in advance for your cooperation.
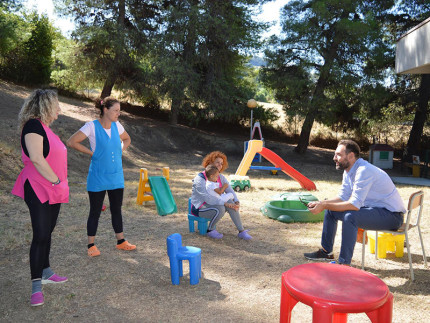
[338,139,360,158]
[205,165,219,178]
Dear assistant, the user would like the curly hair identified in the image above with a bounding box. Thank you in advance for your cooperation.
[201,151,228,173]
[18,89,59,131]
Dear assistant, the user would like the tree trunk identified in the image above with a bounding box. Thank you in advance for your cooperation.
[170,96,181,125]
[295,113,316,153]
[118,0,125,26]
[294,10,350,154]
[406,74,430,158]
[101,74,117,99]
[294,65,333,154]
[100,0,124,100]
[168,0,196,126]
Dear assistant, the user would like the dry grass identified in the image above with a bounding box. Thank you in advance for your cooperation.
[260,101,419,151]
[1,80,429,322]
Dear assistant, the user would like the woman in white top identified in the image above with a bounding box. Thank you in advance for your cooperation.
[67,97,136,257]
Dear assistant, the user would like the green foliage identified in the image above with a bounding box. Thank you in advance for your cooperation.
[56,0,161,97]
[154,0,270,124]
[0,5,27,69]
[0,9,54,85]
[364,103,408,141]
[21,14,54,84]
[242,62,275,103]
[51,37,102,95]
[247,105,279,126]
[254,87,275,103]
[261,63,313,118]
[262,0,396,152]
[0,0,22,11]
[0,5,26,58]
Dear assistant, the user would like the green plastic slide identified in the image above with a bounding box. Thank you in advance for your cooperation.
[148,176,177,216]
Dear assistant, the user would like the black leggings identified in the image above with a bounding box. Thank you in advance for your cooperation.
[24,180,61,280]
[87,189,124,236]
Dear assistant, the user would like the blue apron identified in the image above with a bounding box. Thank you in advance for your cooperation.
[87,120,124,192]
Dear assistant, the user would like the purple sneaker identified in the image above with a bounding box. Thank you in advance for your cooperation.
[42,274,68,284]
[207,230,223,239]
[238,230,252,240]
[31,292,44,307]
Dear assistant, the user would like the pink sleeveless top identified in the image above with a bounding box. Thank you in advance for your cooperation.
[12,120,69,204]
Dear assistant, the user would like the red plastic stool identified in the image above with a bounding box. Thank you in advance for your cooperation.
[280,263,393,323]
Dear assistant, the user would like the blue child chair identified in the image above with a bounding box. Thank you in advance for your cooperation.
[187,198,213,235]
[166,233,202,285]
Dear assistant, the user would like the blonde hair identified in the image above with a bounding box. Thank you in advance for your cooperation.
[201,151,229,173]
[18,89,59,131]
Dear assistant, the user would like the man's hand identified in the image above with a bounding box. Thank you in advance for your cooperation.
[308,201,325,214]
[307,197,357,214]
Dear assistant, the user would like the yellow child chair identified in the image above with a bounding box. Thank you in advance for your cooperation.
[361,190,427,281]
[367,231,405,258]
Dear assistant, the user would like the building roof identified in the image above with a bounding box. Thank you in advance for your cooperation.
[370,144,394,151]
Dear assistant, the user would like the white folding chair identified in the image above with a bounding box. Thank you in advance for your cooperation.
[362,190,427,281]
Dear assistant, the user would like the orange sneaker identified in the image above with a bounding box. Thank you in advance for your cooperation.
[116,240,136,251]
[88,245,101,257]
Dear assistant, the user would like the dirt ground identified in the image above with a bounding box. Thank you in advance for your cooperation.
[0,80,429,322]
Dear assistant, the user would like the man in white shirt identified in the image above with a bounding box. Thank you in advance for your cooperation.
[304,140,406,265]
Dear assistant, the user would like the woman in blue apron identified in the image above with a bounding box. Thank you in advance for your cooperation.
[67,97,136,256]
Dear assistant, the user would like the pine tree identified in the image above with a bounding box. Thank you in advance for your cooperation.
[56,0,161,98]
[262,0,395,153]
[22,14,54,85]
[154,0,268,124]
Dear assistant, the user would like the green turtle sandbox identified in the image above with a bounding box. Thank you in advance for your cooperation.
[260,192,324,223]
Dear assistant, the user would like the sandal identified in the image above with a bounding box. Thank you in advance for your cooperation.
[238,229,252,240]
[88,245,101,257]
[116,240,136,251]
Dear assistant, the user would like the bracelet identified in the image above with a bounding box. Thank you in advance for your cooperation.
[52,178,61,186]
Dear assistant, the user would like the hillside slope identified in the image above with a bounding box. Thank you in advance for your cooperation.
[0,80,336,191]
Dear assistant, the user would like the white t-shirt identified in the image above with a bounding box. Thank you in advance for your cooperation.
[80,121,125,152]
[206,181,234,203]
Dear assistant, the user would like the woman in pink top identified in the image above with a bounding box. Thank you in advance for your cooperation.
[12,89,69,307]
